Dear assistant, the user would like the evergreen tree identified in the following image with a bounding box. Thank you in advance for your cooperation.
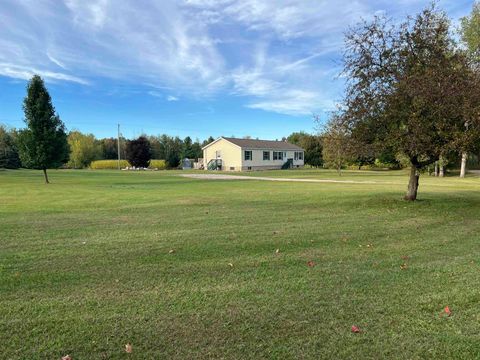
[182,136,195,158]
[17,75,69,183]
[202,136,215,147]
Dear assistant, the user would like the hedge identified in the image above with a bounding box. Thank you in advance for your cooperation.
[148,159,167,170]
[90,160,130,169]
[90,159,167,170]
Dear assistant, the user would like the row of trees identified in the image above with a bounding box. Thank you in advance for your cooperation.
[66,132,214,169]
[322,3,480,200]
[2,74,327,175]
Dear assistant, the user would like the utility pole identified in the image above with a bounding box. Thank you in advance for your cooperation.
[117,123,121,170]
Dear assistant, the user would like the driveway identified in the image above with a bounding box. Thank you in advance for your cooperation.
[180,173,380,184]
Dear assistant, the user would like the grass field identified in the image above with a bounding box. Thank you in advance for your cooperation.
[1,169,479,359]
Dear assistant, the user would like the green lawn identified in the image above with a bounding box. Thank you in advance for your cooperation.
[1,169,479,359]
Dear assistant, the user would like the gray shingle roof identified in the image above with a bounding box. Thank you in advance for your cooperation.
[222,137,304,150]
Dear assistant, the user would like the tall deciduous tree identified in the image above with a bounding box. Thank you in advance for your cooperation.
[99,138,118,160]
[0,125,21,169]
[321,116,355,174]
[17,75,69,183]
[339,6,480,200]
[461,1,480,63]
[125,136,152,168]
[459,2,480,177]
[67,131,101,168]
[287,131,323,167]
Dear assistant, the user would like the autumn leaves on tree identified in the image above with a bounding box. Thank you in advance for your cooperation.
[328,4,480,200]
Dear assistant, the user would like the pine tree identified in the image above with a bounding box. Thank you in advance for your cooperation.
[17,75,69,183]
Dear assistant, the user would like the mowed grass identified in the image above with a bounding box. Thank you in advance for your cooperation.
[1,169,479,359]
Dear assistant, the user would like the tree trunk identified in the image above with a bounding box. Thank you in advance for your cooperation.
[439,166,444,177]
[404,166,419,201]
[460,152,468,178]
[434,162,438,176]
[43,168,50,184]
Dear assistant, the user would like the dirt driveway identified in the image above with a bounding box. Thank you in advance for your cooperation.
[180,173,380,184]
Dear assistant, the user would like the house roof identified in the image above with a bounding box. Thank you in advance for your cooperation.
[221,137,304,150]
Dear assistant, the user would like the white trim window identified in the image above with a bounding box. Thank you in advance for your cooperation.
[294,151,304,160]
[263,151,270,161]
[244,150,252,161]
[273,151,284,160]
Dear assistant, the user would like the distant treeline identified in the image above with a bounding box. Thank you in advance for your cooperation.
[3,124,478,171]
[0,124,328,169]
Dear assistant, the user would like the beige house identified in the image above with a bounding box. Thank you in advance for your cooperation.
[203,137,305,171]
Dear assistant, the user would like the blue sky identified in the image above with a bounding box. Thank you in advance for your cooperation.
[0,0,474,140]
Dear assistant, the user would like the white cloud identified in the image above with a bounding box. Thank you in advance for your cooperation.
[2,0,465,118]
[0,63,89,85]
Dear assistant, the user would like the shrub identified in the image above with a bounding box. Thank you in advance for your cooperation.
[148,159,166,170]
[166,150,180,169]
[126,136,152,168]
[90,160,130,169]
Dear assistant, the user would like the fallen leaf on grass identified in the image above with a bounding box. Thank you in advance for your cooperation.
[228,263,234,268]
[351,325,360,333]
[62,355,72,360]
[401,255,410,260]
[443,306,451,317]
[125,343,132,353]
[307,261,315,267]
[168,249,175,254]
[275,249,280,254]
[400,263,408,270]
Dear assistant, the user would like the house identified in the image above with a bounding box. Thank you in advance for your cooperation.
[202,137,305,171]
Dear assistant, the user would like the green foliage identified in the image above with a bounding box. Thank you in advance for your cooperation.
[166,149,180,169]
[90,159,129,169]
[191,140,202,160]
[148,135,165,159]
[287,132,323,167]
[98,138,118,160]
[202,136,215,147]
[125,136,152,168]
[182,136,195,159]
[67,131,101,168]
[17,76,69,181]
[461,1,480,62]
[339,6,480,199]
[0,125,21,169]
[148,159,167,170]
[321,117,355,172]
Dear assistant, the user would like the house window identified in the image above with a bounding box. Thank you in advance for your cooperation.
[273,151,283,160]
[263,151,270,160]
[244,150,252,161]
[294,151,304,160]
